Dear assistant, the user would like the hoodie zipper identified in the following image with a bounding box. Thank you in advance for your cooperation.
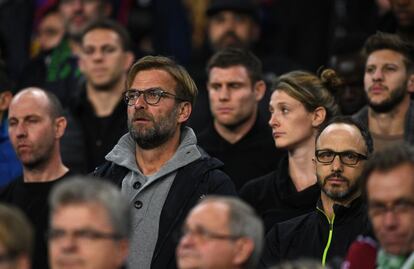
[317,207,335,266]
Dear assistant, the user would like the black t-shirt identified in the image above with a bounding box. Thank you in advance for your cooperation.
[0,171,73,269]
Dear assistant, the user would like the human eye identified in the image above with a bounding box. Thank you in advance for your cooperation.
[394,199,414,213]
[75,229,101,240]
[365,66,375,74]
[102,45,116,55]
[47,229,66,241]
[229,82,243,90]
[342,151,359,162]
[383,64,398,72]
[26,116,40,124]
[208,83,221,91]
[317,150,334,161]
[368,202,387,216]
[82,46,95,56]
[8,118,17,127]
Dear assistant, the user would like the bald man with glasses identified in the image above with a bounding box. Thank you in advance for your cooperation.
[261,116,373,268]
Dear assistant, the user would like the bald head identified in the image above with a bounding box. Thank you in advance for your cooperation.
[11,88,64,120]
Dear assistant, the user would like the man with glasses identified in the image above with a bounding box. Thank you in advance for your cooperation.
[344,143,414,269]
[93,55,236,269]
[60,19,134,173]
[48,176,130,269]
[261,116,373,267]
[176,196,264,269]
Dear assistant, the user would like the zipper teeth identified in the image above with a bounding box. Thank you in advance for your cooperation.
[317,207,335,266]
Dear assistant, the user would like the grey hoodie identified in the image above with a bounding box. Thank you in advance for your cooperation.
[105,127,201,269]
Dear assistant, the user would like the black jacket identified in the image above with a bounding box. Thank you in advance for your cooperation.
[240,155,319,232]
[261,197,370,268]
[93,155,237,269]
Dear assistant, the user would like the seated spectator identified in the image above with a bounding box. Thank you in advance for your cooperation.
[176,195,263,269]
[261,117,373,267]
[240,69,340,231]
[0,88,73,269]
[198,48,284,190]
[48,176,130,269]
[0,203,33,269]
[344,143,414,269]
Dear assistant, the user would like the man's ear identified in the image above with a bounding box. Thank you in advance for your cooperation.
[253,80,266,102]
[0,91,12,111]
[407,73,414,93]
[54,116,67,139]
[177,102,192,123]
[232,238,254,267]
[311,106,326,128]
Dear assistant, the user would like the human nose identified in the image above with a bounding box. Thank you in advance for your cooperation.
[372,68,384,82]
[218,87,230,101]
[383,210,398,229]
[331,154,344,172]
[268,112,280,128]
[14,122,28,139]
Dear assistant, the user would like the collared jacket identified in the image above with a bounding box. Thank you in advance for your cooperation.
[93,152,237,269]
[261,197,370,268]
[352,100,414,145]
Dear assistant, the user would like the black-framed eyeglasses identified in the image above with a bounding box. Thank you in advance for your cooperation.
[368,199,414,217]
[180,225,241,243]
[124,88,187,106]
[46,228,122,242]
[315,149,368,165]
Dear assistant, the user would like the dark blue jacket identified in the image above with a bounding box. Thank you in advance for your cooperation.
[0,117,21,186]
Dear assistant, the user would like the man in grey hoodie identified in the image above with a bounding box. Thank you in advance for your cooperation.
[93,55,236,269]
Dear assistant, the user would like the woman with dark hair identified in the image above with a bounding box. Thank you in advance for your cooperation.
[240,69,341,231]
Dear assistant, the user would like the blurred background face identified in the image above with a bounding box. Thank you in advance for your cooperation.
[59,0,108,37]
[49,203,126,269]
[79,28,131,91]
[0,243,29,269]
[207,65,259,130]
[268,90,315,150]
[176,202,237,269]
[208,10,257,51]
[37,12,65,51]
[367,163,414,256]
[390,0,414,28]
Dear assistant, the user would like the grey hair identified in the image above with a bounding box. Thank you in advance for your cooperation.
[49,176,131,239]
[199,196,264,269]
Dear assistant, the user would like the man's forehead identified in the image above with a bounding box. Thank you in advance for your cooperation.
[317,123,366,150]
[10,90,48,110]
[366,49,406,65]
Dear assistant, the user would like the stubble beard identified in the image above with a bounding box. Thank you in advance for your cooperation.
[128,106,179,150]
[369,83,407,113]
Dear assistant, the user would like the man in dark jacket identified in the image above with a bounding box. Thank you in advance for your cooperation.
[93,55,236,269]
[262,117,373,267]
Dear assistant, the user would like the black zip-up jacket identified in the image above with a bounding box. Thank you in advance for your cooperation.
[261,197,370,268]
[93,155,237,269]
